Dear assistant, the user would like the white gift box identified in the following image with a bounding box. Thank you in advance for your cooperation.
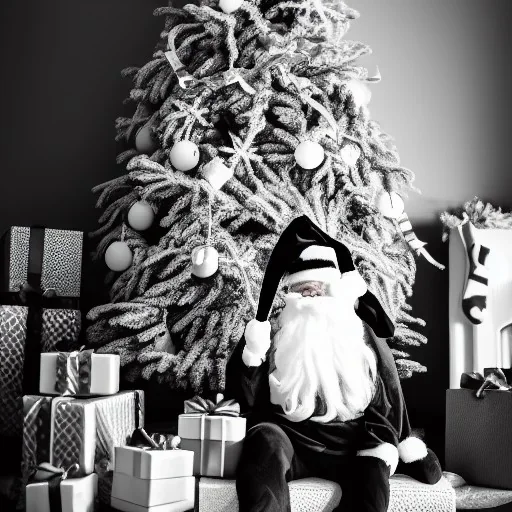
[111,473,195,507]
[26,473,98,512]
[111,496,194,512]
[114,446,194,480]
[40,352,120,396]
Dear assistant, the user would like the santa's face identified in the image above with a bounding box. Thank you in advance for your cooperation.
[268,280,377,423]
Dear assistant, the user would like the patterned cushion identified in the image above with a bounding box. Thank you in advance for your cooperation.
[198,474,456,512]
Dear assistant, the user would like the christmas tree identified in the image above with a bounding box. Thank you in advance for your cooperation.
[87,0,435,393]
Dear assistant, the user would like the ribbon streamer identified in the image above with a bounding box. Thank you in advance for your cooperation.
[55,348,93,396]
[460,368,512,398]
[129,427,181,450]
[184,393,240,417]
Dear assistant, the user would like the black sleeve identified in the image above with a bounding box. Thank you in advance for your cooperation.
[224,335,270,421]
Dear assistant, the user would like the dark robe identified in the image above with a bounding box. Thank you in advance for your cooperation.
[225,324,412,457]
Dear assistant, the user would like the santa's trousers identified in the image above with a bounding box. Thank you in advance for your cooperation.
[236,422,390,512]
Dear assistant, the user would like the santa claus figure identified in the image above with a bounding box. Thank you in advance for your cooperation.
[226,215,442,512]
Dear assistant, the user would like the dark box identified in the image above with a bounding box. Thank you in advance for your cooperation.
[446,388,512,489]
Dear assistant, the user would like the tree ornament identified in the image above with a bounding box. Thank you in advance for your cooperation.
[294,141,325,170]
[340,143,361,166]
[105,241,133,272]
[219,0,243,14]
[127,201,154,231]
[170,140,200,172]
[345,79,372,109]
[376,191,405,219]
[191,245,219,278]
[135,124,158,154]
[202,158,234,190]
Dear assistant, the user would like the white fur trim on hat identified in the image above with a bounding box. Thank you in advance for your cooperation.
[299,245,338,267]
[398,437,428,463]
[282,267,341,287]
[243,319,271,367]
[357,443,399,475]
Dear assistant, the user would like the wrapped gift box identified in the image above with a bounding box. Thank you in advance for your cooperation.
[0,226,83,298]
[111,473,195,508]
[22,395,96,478]
[114,445,194,479]
[0,305,81,437]
[40,351,120,396]
[446,388,512,489]
[22,390,144,480]
[110,496,194,512]
[26,472,97,512]
[178,414,246,478]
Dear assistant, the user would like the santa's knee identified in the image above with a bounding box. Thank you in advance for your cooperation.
[239,422,294,467]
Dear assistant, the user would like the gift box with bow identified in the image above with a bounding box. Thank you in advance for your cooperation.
[39,349,120,397]
[110,427,195,511]
[177,394,246,478]
[114,428,193,480]
[22,390,144,482]
[446,368,512,489]
[26,463,97,512]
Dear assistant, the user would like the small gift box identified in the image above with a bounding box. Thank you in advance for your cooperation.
[0,226,83,298]
[39,350,120,396]
[22,391,144,481]
[26,464,97,512]
[446,369,512,489]
[177,395,246,478]
[111,473,195,508]
[114,445,193,480]
[110,496,194,512]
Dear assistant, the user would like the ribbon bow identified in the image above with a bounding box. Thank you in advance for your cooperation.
[460,368,512,398]
[184,393,240,417]
[129,427,181,451]
[30,463,79,512]
[55,347,93,396]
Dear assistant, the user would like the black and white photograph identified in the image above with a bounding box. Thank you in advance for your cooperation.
[1,1,512,511]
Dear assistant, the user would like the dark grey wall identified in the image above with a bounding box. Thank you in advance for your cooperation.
[1,1,511,460]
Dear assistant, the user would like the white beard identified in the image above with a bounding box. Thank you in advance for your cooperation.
[269,294,377,423]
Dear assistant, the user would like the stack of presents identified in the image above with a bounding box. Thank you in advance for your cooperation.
[0,226,247,511]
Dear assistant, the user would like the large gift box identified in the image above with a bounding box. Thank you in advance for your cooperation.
[111,473,195,508]
[40,351,120,396]
[0,305,81,437]
[446,373,512,489]
[22,390,144,480]
[0,226,83,298]
[177,396,246,478]
[26,466,97,512]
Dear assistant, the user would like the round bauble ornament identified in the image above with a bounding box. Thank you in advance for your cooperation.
[105,241,133,272]
[191,245,219,279]
[376,191,405,219]
[127,201,154,231]
[170,140,200,172]
[294,140,325,170]
[135,124,158,154]
[340,143,360,166]
[345,79,372,109]
[219,0,243,14]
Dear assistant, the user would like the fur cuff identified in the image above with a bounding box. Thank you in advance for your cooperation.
[357,443,399,476]
[243,319,271,367]
[398,437,428,463]
[242,346,266,367]
[244,319,271,353]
